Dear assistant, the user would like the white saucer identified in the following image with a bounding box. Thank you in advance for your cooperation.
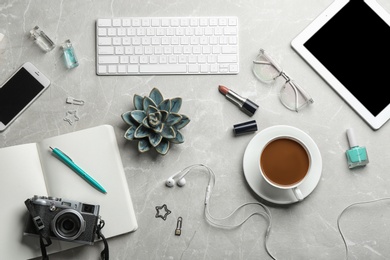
[243,125,322,204]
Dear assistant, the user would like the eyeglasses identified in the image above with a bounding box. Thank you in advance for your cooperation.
[252,49,313,112]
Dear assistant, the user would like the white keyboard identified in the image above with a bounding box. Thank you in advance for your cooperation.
[96,17,239,75]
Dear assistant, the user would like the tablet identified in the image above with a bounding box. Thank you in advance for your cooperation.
[291,0,390,130]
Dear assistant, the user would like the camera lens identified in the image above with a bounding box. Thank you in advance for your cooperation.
[52,209,86,241]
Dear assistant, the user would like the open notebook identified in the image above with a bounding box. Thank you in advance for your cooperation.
[0,125,137,259]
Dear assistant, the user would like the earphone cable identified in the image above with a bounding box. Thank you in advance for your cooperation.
[180,164,275,259]
[337,197,390,260]
[204,206,275,259]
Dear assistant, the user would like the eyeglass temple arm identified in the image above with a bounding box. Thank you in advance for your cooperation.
[261,50,283,73]
[253,60,271,65]
[253,51,284,77]
[287,77,314,104]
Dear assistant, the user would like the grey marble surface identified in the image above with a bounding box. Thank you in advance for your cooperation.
[2,0,390,259]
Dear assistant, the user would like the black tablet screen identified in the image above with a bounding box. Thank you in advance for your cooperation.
[304,0,390,116]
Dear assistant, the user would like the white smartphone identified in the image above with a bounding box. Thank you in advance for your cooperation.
[0,62,51,132]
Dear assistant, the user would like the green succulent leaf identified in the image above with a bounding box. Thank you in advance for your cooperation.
[155,139,170,155]
[124,126,136,140]
[149,88,164,106]
[166,113,182,126]
[133,94,144,110]
[161,125,176,139]
[143,97,157,111]
[170,98,182,113]
[148,112,162,127]
[142,117,151,128]
[149,132,163,147]
[153,122,163,133]
[158,99,171,112]
[170,130,184,144]
[174,114,190,129]
[147,105,159,115]
[134,125,152,138]
[138,139,151,153]
[131,110,147,124]
[121,111,138,126]
[160,110,169,122]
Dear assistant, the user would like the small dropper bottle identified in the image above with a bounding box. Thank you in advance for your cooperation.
[30,26,55,52]
[62,39,79,69]
[345,128,369,168]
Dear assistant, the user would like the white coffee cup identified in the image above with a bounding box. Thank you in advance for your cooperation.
[259,136,312,201]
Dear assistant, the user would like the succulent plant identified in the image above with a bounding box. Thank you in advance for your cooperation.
[121,88,190,155]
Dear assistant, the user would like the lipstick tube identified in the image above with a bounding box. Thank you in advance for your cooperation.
[218,85,259,116]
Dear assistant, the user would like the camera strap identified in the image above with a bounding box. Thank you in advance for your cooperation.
[24,199,52,260]
[96,218,109,260]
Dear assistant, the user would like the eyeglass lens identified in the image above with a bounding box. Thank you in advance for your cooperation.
[280,81,310,111]
[252,53,280,83]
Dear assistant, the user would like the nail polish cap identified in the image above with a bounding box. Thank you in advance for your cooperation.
[346,128,358,148]
[233,120,258,136]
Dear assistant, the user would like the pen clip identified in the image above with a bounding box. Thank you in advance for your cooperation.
[50,146,73,162]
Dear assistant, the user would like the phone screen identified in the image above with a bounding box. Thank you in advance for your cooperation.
[0,67,46,126]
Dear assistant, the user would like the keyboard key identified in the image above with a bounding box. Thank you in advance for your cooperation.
[98,28,107,36]
[98,46,114,55]
[188,64,199,73]
[98,19,111,27]
[221,46,237,54]
[98,38,111,45]
[127,65,139,73]
[98,65,107,73]
[140,64,187,73]
[218,55,237,63]
[118,65,126,73]
[99,56,119,64]
[108,65,117,73]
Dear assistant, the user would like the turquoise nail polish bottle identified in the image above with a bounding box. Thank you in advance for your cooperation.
[345,128,369,168]
[62,39,79,69]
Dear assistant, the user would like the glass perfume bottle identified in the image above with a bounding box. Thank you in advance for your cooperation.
[30,26,55,52]
[61,39,79,69]
[345,128,369,168]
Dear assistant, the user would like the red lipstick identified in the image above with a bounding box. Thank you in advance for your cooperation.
[218,85,259,116]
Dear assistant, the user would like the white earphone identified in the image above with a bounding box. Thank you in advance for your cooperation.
[165,174,186,187]
[165,164,205,188]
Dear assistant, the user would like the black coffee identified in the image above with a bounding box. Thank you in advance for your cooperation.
[260,138,309,187]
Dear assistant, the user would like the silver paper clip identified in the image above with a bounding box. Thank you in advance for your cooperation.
[66,97,84,106]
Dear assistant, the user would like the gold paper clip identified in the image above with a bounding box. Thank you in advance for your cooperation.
[175,217,182,236]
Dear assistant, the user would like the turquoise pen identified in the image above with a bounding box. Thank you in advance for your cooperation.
[49,146,107,194]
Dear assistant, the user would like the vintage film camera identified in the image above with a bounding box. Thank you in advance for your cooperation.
[24,195,100,245]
